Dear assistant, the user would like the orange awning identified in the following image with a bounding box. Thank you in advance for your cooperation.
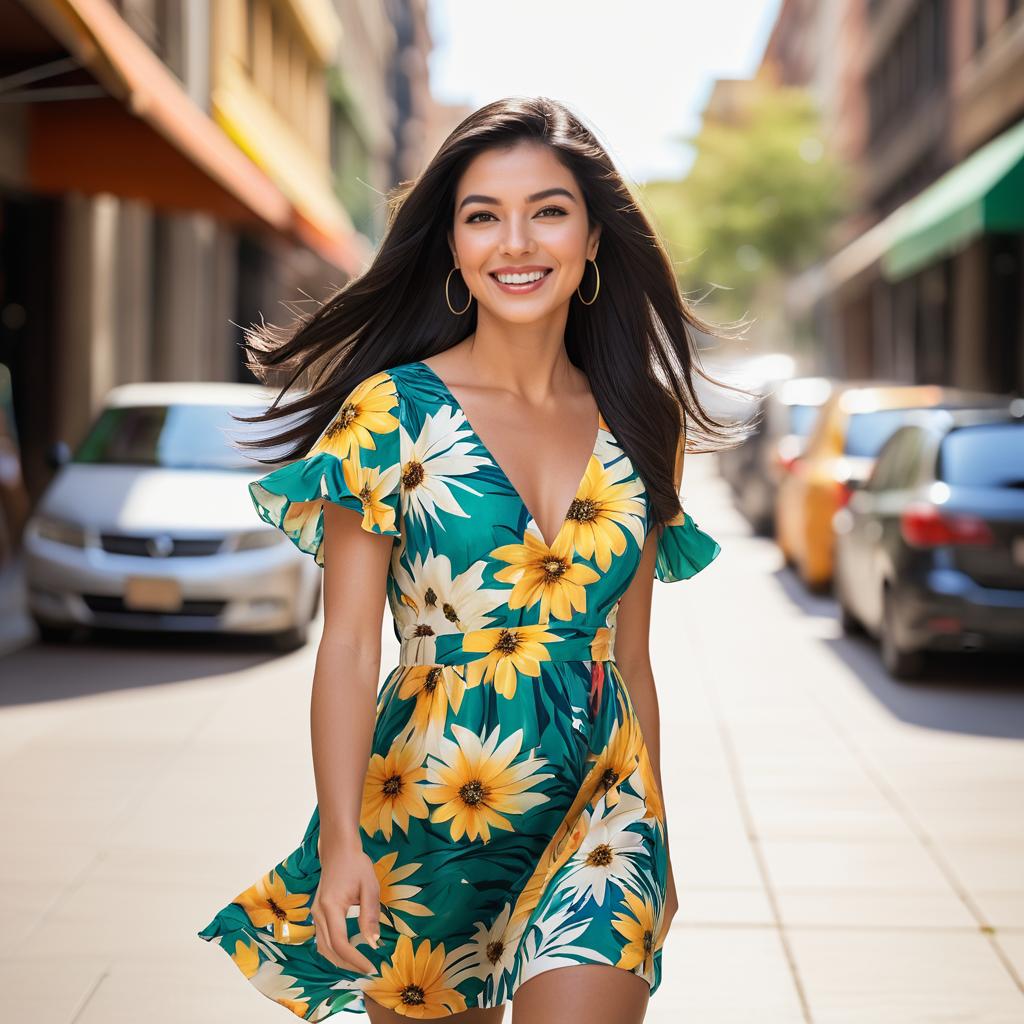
[26,0,364,275]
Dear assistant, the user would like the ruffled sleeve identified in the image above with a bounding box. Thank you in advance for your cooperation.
[654,509,721,583]
[248,370,404,566]
[652,428,720,582]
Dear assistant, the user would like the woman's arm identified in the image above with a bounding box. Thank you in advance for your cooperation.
[307,500,394,974]
[615,433,687,944]
[614,529,667,823]
[615,527,678,947]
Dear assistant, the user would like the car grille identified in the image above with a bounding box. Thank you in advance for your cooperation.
[100,534,223,557]
[82,594,227,617]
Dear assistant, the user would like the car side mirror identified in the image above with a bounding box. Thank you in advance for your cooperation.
[47,441,71,469]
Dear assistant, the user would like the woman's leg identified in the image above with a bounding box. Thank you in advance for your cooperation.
[511,964,650,1024]
[364,995,506,1023]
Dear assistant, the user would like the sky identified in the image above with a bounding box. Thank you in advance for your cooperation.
[427,0,783,185]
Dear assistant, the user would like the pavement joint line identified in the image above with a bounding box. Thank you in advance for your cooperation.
[68,965,112,1024]
[772,596,1024,997]
[15,689,218,950]
[684,607,817,1024]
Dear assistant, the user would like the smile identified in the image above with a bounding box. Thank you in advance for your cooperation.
[488,268,552,294]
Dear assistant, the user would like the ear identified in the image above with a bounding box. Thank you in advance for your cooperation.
[587,222,602,261]
[447,229,457,265]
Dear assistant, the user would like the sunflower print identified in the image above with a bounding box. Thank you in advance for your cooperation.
[198,360,721,1018]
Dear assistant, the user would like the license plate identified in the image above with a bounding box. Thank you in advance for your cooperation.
[124,577,183,612]
[1014,537,1024,568]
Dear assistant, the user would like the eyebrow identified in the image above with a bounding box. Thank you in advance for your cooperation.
[457,187,577,212]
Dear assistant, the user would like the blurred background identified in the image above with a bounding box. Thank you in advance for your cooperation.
[0,1,1022,1022]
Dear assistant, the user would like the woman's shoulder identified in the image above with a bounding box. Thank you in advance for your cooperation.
[371,359,439,417]
[335,361,424,417]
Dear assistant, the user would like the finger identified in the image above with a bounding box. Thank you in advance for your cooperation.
[324,900,374,974]
[358,877,381,950]
[313,906,342,968]
[335,933,376,975]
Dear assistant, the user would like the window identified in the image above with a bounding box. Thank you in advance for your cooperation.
[844,409,921,459]
[787,404,822,438]
[75,405,266,471]
[867,427,926,492]
[937,423,1024,488]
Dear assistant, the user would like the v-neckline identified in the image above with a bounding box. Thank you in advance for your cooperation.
[413,360,602,550]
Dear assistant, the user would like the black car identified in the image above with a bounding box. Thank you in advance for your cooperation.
[833,406,1024,678]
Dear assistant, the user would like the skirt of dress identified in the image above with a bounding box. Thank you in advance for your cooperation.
[197,649,668,1021]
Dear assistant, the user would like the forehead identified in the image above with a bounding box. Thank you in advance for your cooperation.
[455,142,576,198]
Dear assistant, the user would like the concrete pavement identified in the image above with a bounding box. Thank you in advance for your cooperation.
[1,455,1021,1022]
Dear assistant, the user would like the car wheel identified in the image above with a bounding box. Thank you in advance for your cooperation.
[33,618,77,645]
[879,590,924,680]
[839,601,863,636]
[271,623,308,653]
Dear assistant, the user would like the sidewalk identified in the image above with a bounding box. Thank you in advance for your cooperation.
[0,455,1021,1022]
[645,459,1024,1023]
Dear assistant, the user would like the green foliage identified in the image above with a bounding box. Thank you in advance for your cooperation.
[644,85,851,319]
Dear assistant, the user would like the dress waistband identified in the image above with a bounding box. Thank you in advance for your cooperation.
[399,622,616,668]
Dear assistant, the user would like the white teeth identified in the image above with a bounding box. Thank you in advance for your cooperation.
[495,270,547,284]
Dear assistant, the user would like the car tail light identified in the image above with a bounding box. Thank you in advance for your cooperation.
[900,504,994,548]
[835,481,854,508]
[775,451,798,474]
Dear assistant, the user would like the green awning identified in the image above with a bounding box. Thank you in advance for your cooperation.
[882,117,1024,281]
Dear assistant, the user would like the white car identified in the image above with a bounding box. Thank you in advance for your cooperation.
[24,382,322,650]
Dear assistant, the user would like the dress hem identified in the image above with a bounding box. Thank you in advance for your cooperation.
[198,924,659,1020]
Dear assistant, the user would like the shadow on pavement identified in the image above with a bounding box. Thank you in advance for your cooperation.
[771,565,1024,741]
[0,629,286,708]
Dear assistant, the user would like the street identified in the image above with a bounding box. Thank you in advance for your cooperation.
[1,454,1022,1023]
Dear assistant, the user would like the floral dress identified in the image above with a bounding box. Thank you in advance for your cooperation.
[197,359,720,1020]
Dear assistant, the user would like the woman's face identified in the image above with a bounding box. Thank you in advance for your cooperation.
[448,142,601,326]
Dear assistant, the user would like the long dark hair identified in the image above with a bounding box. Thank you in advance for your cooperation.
[239,95,747,529]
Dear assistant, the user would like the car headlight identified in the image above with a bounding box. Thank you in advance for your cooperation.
[235,529,287,551]
[33,515,87,547]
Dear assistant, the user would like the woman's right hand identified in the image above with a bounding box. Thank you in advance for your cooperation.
[311,832,381,974]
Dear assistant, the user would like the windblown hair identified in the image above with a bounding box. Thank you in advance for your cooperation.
[239,95,748,529]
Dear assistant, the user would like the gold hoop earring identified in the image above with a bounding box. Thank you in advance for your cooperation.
[576,258,600,305]
[445,267,473,315]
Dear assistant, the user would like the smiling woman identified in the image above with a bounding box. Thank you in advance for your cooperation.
[196,96,739,1023]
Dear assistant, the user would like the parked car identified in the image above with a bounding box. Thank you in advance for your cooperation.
[714,353,797,499]
[24,382,322,650]
[775,383,1009,590]
[731,376,835,535]
[833,406,1024,678]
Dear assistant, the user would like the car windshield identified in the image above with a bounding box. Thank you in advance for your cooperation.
[843,409,921,458]
[788,403,821,437]
[74,404,269,470]
[938,422,1024,488]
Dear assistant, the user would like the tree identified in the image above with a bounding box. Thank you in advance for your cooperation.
[644,82,850,323]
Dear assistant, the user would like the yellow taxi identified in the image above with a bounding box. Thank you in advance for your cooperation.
[774,384,994,590]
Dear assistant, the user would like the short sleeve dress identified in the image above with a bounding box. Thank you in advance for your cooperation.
[197,359,720,1020]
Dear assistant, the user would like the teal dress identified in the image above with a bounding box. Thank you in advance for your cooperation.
[197,360,720,1020]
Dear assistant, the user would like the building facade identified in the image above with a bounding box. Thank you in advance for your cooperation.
[0,0,434,559]
[767,0,1024,394]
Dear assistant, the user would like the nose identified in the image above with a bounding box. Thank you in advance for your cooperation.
[499,214,535,255]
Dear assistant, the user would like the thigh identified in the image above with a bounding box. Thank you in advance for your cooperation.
[365,994,506,1024]
[511,963,650,1024]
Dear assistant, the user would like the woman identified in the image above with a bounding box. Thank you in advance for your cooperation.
[198,96,736,1022]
